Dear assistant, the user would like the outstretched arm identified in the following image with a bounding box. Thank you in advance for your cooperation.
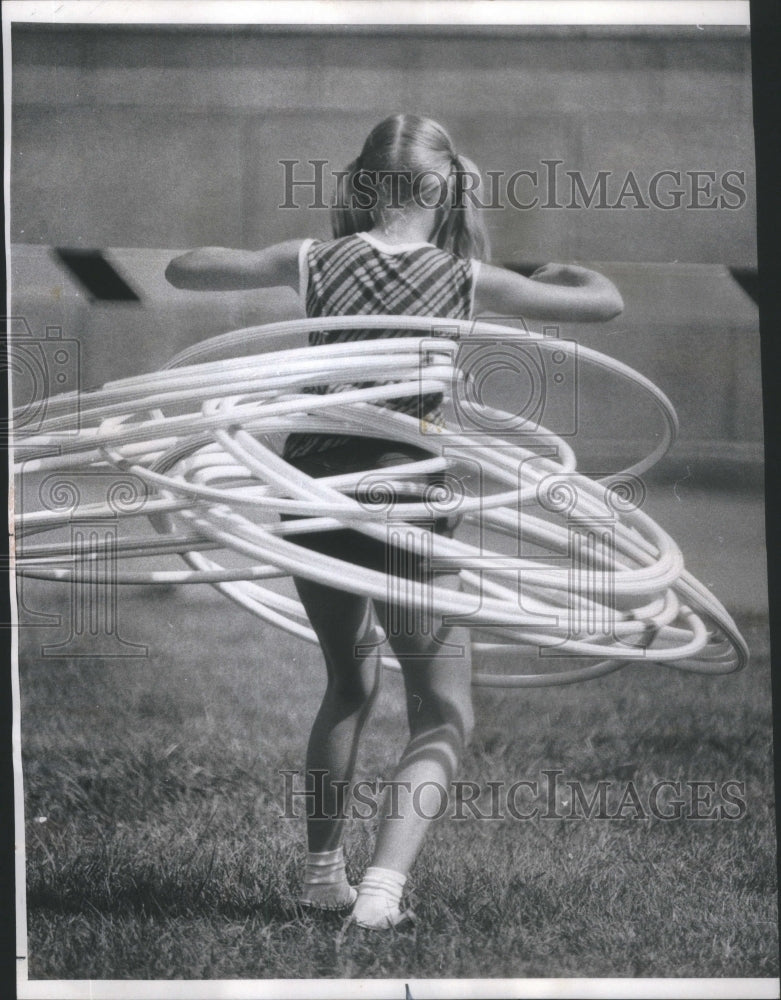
[474,262,623,323]
[165,239,303,291]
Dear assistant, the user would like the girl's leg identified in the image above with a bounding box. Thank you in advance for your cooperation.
[352,573,474,925]
[293,575,383,854]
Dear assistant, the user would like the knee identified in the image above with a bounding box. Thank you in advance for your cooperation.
[409,692,474,754]
[327,665,381,713]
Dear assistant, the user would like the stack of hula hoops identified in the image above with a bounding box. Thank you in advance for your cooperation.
[13,316,748,687]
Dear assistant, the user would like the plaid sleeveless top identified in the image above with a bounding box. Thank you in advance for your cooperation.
[284,231,479,459]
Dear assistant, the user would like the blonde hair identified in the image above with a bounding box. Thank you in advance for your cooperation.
[332,114,490,261]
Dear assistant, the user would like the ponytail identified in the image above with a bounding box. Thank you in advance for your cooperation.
[432,154,490,262]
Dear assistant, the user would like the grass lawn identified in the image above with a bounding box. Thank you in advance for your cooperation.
[16,563,777,981]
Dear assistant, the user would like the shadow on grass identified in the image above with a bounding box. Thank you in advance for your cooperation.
[27,876,302,923]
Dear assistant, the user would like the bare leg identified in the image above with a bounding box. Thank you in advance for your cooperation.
[293,576,383,853]
[372,574,474,874]
[350,572,473,926]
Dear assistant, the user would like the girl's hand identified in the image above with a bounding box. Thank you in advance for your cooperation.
[474,261,624,323]
[529,263,593,287]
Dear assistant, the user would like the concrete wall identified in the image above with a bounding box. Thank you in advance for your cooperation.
[11,24,756,265]
[9,24,760,471]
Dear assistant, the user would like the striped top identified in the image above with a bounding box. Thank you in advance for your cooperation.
[284,231,479,458]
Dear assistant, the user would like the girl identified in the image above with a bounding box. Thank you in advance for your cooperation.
[166,114,623,930]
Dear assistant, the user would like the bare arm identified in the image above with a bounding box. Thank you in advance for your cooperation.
[474,262,624,323]
[165,239,303,291]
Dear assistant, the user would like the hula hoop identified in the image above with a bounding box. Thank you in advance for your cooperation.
[13,316,748,686]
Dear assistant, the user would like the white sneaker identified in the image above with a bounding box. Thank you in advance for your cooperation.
[351,901,416,930]
[350,866,415,929]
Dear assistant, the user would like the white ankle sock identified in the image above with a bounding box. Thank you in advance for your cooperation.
[352,866,409,928]
[299,846,357,910]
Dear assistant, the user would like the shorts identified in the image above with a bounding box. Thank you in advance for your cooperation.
[280,435,460,581]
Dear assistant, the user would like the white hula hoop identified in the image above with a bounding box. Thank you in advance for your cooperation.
[13,316,748,686]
